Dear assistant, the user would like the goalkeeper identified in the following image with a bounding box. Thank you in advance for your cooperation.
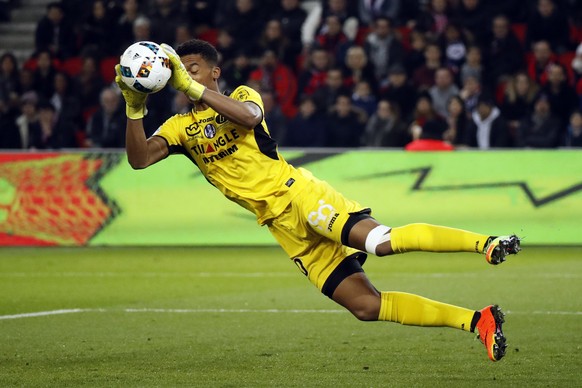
[115,39,521,362]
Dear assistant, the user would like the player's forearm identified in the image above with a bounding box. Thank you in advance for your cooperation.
[201,89,262,128]
[125,118,149,169]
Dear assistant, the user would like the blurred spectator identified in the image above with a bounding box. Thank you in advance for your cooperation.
[116,0,143,53]
[351,80,377,117]
[0,52,21,149]
[565,110,582,147]
[464,94,511,148]
[516,93,562,147]
[85,87,125,148]
[32,50,57,100]
[438,22,468,74]
[50,72,81,129]
[358,0,402,27]
[220,50,253,92]
[362,99,409,147]
[28,100,76,149]
[405,118,454,151]
[286,95,327,147]
[542,63,578,133]
[302,0,359,50]
[408,92,440,136]
[458,74,481,114]
[186,1,217,37]
[412,42,442,91]
[297,47,330,99]
[0,52,20,116]
[81,0,115,57]
[501,72,540,134]
[526,0,572,53]
[217,0,265,57]
[363,16,404,82]
[487,0,529,22]
[341,45,376,90]
[460,45,483,84]
[261,89,287,145]
[429,67,459,118]
[413,0,450,37]
[483,14,524,85]
[215,28,237,66]
[314,14,351,63]
[573,43,582,109]
[312,67,352,112]
[444,94,469,145]
[132,15,152,42]
[34,2,76,59]
[273,0,307,46]
[259,19,298,70]
[379,64,417,122]
[249,49,298,118]
[404,29,428,75]
[527,40,557,86]
[452,0,490,45]
[15,92,39,149]
[149,0,184,46]
[19,68,35,95]
[325,93,367,147]
[75,55,105,116]
[174,24,194,48]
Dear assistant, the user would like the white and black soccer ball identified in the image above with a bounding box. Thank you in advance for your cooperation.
[119,41,171,93]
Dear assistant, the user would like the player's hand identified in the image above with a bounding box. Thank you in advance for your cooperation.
[160,43,206,100]
[114,64,148,120]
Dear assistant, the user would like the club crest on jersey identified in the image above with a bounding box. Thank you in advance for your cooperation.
[204,124,216,139]
[235,89,250,101]
[307,200,340,232]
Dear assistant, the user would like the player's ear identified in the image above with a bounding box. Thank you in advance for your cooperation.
[212,66,221,81]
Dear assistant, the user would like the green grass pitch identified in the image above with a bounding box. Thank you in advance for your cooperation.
[1,246,581,387]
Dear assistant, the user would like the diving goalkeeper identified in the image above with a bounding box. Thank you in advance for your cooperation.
[115,39,521,362]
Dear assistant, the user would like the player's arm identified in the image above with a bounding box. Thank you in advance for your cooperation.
[200,89,262,128]
[115,64,169,169]
[160,43,262,128]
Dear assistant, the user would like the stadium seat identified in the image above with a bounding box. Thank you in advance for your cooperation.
[355,26,371,45]
[395,26,412,51]
[61,56,83,77]
[197,28,218,46]
[100,57,118,84]
[511,23,527,46]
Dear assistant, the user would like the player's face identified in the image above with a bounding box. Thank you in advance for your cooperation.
[180,54,220,89]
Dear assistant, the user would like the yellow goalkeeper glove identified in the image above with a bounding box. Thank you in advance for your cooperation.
[160,43,206,100]
[114,64,148,120]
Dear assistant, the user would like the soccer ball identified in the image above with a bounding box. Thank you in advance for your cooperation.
[119,41,171,94]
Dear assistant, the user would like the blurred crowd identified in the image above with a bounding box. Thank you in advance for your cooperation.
[0,0,582,150]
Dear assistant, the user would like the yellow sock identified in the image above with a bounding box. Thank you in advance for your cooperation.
[390,223,489,254]
[378,292,476,332]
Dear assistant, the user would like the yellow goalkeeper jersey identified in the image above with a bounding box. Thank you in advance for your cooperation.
[153,85,308,225]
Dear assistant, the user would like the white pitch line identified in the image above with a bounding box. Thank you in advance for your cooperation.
[1,308,581,321]
[0,272,580,279]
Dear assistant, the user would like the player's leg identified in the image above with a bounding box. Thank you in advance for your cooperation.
[326,262,507,361]
[346,217,520,264]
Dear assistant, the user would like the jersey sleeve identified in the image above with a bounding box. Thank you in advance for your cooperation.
[230,85,264,114]
[151,114,184,153]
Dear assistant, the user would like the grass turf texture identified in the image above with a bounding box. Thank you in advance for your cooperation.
[0,247,580,387]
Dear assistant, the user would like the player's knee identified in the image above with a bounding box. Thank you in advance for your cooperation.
[348,301,381,321]
[374,242,395,257]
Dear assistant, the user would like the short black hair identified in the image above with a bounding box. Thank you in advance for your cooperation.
[176,39,219,66]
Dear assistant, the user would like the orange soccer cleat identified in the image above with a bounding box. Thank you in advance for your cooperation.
[476,305,507,362]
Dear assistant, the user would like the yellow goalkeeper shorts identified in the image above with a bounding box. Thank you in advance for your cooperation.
[267,168,370,294]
